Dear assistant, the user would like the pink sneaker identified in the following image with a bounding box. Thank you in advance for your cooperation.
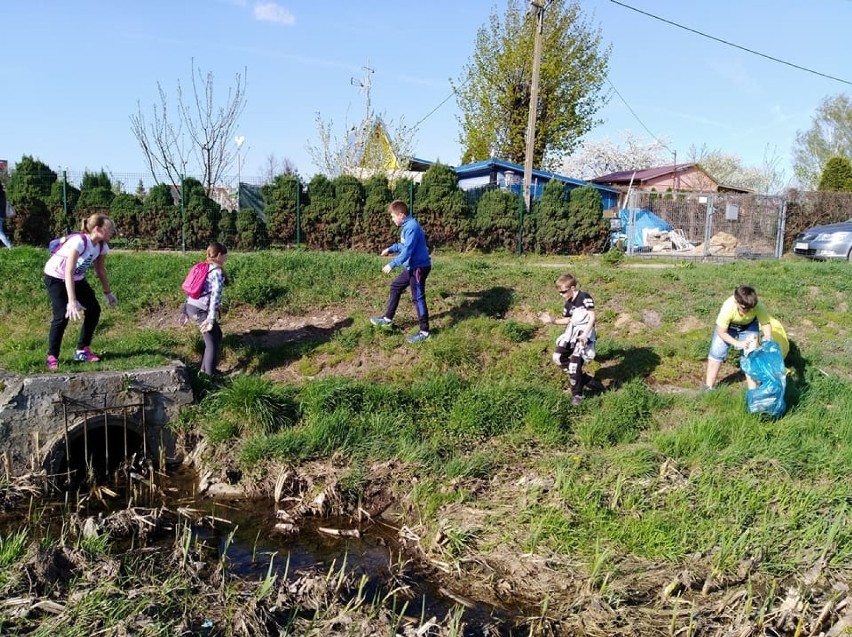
[73,347,100,362]
[47,355,59,370]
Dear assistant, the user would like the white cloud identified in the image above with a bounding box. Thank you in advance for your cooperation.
[253,2,295,26]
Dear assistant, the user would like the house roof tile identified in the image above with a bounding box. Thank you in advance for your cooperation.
[592,163,698,184]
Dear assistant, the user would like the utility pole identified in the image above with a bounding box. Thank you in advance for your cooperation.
[523,0,551,212]
[672,149,677,192]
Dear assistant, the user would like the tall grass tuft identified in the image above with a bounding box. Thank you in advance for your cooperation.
[299,377,408,416]
[442,451,498,480]
[0,529,29,589]
[500,319,537,343]
[575,379,664,448]
[424,330,484,373]
[445,383,547,447]
[204,375,300,441]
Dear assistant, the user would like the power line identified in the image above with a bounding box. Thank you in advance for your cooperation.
[606,77,674,155]
[609,0,852,86]
[410,89,457,132]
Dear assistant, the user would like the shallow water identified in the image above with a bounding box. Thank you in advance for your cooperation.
[1,467,527,636]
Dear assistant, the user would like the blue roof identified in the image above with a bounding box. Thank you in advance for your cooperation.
[454,158,620,194]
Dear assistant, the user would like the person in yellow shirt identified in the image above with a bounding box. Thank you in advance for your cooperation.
[704,285,773,391]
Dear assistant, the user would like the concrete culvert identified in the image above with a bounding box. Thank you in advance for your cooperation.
[45,415,148,485]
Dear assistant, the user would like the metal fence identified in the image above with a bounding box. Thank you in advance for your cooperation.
[620,191,786,259]
[6,165,850,259]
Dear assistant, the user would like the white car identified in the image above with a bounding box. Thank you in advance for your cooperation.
[792,218,852,261]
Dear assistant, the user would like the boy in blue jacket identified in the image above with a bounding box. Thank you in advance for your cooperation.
[370,200,432,343]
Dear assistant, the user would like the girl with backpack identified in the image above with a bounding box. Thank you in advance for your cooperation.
[179,241,228,376]
[43,214,117,370]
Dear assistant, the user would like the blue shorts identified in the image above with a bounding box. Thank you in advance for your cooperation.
[708,319,759,361]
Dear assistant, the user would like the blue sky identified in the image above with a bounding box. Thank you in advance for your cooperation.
[2,0,850,186]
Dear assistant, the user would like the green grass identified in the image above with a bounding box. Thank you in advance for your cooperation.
[2,247,852,598]
[0,529,29,590]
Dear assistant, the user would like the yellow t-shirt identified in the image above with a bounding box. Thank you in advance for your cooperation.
[715,296,771,330]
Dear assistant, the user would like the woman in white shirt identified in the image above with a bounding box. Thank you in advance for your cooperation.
[43,214,117,370]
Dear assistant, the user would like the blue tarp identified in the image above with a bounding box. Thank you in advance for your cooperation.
[611,208,672,249]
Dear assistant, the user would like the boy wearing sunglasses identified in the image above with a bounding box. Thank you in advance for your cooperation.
[539,273,600,405]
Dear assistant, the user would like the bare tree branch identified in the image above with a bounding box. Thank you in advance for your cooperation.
[260,154,298,184]
[307,111,416,180]
[131,59,246,192]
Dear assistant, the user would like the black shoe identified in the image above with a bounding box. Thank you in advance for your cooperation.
[584,376,606,393]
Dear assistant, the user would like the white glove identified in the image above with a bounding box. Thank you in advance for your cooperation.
[382,264,392,274]
[66,301,84,321]
[199,319,215,334]
[105,292,118,307]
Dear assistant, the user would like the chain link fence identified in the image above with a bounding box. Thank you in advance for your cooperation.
[616,191,787,258]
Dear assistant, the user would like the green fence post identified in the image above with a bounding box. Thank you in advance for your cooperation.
[180,174,186,255]
[296,178,301,248]
[518,192,525,257]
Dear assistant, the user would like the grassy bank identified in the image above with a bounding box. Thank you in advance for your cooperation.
[2,247,851,633]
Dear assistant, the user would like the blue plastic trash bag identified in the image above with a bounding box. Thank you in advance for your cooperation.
[739,340,786,418]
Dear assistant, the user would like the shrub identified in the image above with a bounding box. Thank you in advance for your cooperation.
[355,174,395,251]
[301,174,336,249]
[218,210,237,247]
[415,163,470,249]
[5,156,57,246]
[261,174,301,245]
[331,174,364,249]
[110,193,143,239]
[473,188,521,252]
[49,180,80,237]
[566,185,608,254]
[77,170,115,212]
[393,177,417,206]
[536,180,572,254]
[140,184,180,249]
[234,208,268,250]
[818,156,852,192]
[182,177,222,249]
[601,246,625,266]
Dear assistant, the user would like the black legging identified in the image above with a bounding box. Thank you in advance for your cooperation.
[554,340,596,398]
[44,275,101,357]
[183,303,223,375]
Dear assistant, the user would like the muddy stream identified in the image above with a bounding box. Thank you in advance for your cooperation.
[0,466,528,636]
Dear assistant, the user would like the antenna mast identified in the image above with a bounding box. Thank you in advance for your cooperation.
[351,64,375,124]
